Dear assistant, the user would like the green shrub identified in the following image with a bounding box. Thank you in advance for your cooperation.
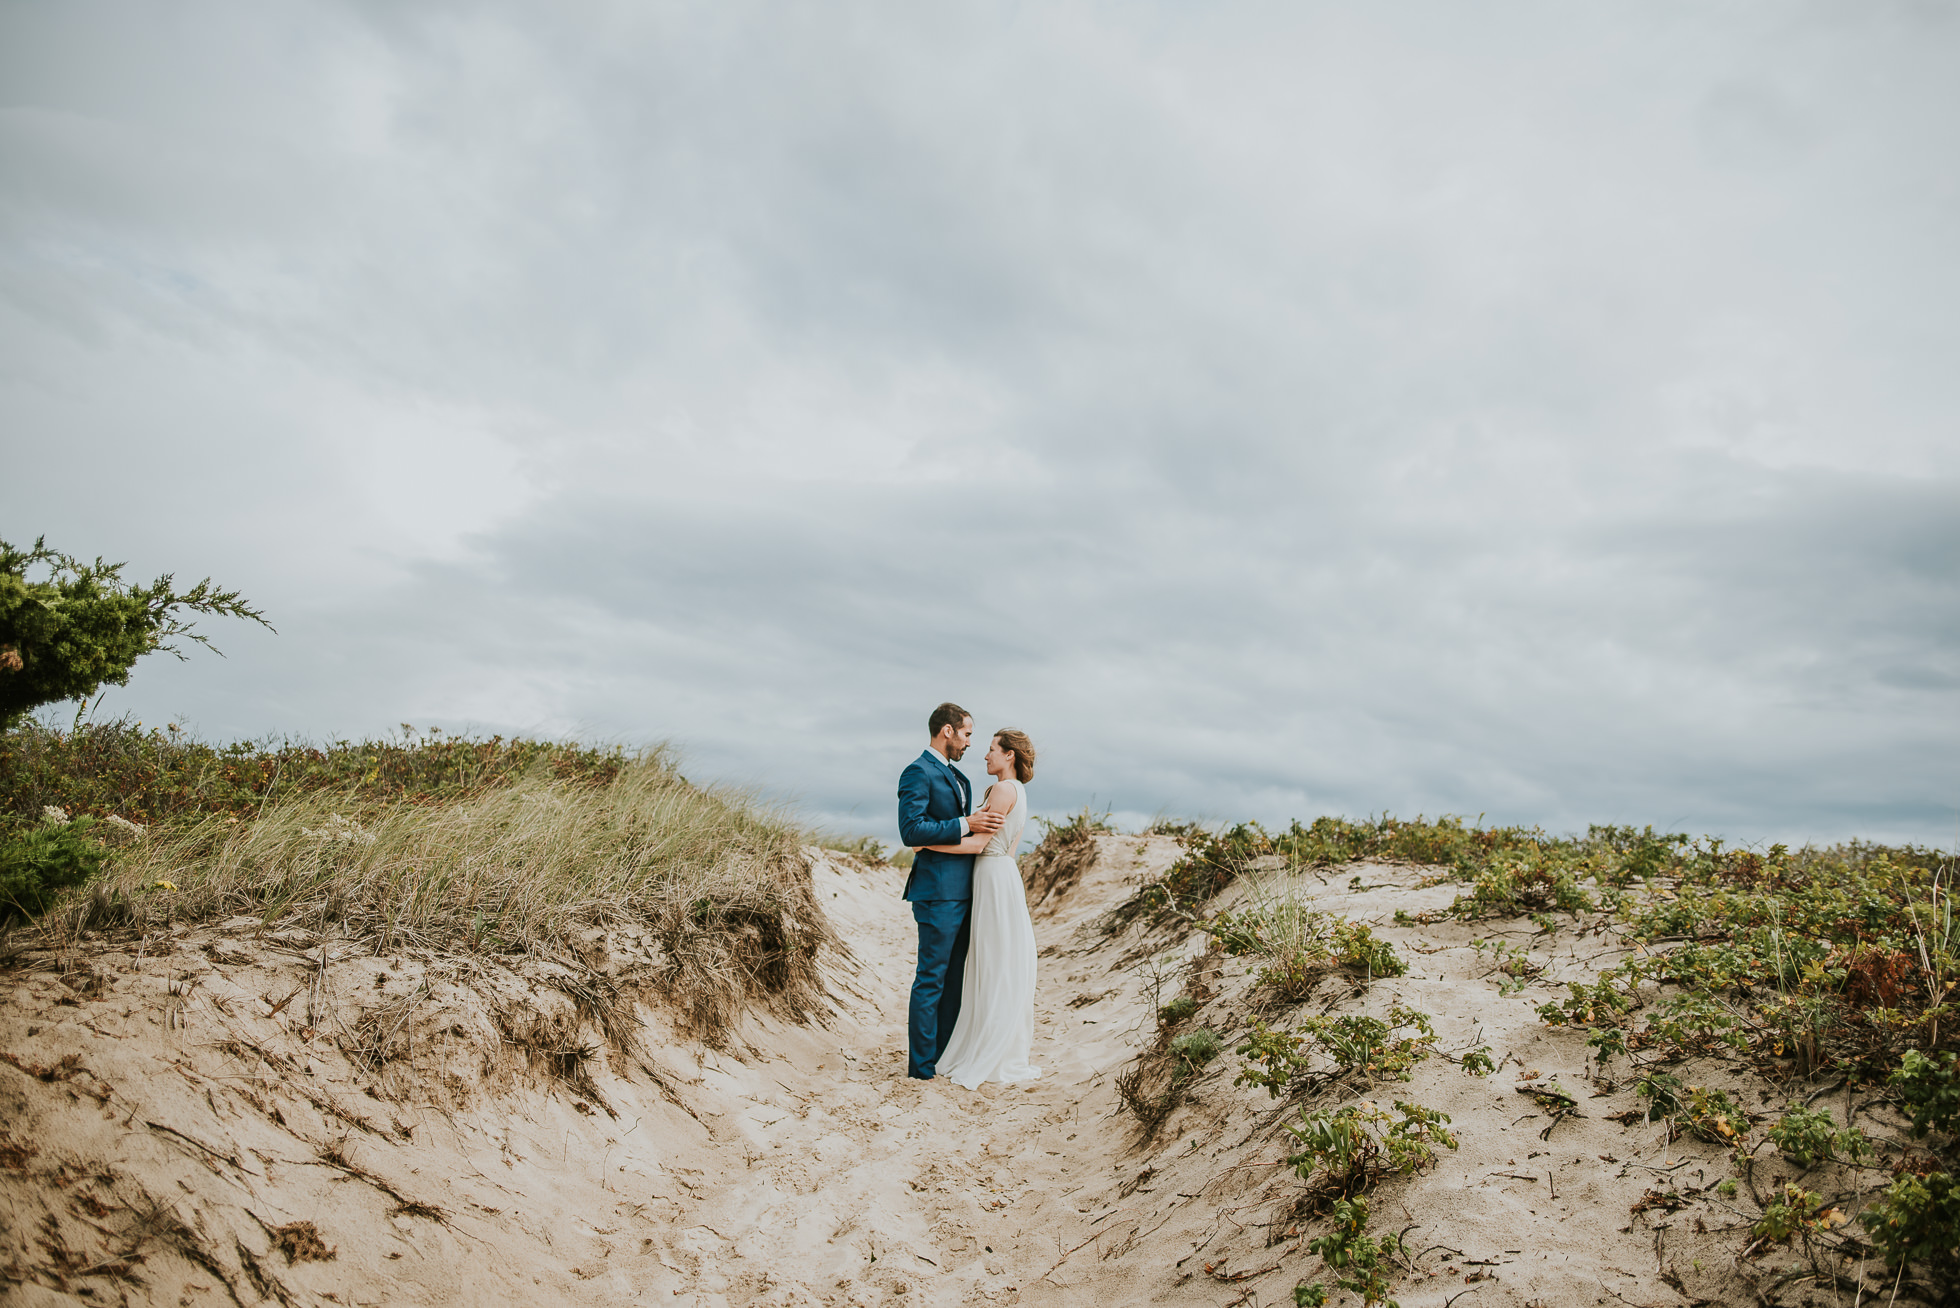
[1235,1007,1436,1098]
[1681,1085,1749,1145]
[1631,1075,1747,1143]
[1284,1100,1456,1193]
[1169,1028,1222,1077]
[1636,1071,1686,1121]
[1158,995,1199,1025]
[1330,919,1406,977]
[1447,853,1595,921]
[0,816,108,925]
[1042,807,1115,840]
[1642,993,1751,1060]
[1274,811,1542,880]
[1473,937,1541,995]
[1767,1106,1871,1169]
[1305,1196,1404,1308]
[1205,902,1406,1000]
[1539,839,1956,1081]
[1536,973,1640,1029]
[1585,1027,1629,1064]
[1208,899,1334,1000]
[1893,1050,1960,1141]
[0,536,270,732]
[1753,1183,1834,1242]
[1860,1168,1960,1271]
[1305,1006,1435,1081]
[1235,1020,1310,1097]
[1588,824,1691,885]
[1109,822,1272,927]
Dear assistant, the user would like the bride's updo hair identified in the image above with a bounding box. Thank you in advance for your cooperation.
[993,729,1036,783]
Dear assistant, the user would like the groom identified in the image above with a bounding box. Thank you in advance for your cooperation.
[897,702,1004,1080]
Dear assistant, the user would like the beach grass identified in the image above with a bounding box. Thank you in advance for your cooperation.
[5,722,838,1040]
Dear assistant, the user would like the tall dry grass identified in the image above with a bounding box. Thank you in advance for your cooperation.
[62,749,839,1039]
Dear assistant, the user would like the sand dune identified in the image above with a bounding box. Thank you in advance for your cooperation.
[1,836,1917,1306]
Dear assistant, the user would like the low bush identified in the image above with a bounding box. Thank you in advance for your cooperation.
[1106,812,1699,940]
[1298,1196,1404,1308]
[1894,1050,1960,1141]
[1206,902,1407,1006]
[1680,1084,1750,1145]
[1108,822,1274,929]
[1157,994,1199,1026]
[1445,851,1595,921]
[0,815,108,926]
[1235,1020,1309,1096]
[1861,1168,1960,1273]
[1473,937,1542,995]
[1767,1106,1871,1169]
[1130,803,1960,1291]
[1632,1073,1746,1144]
[1284,1100,1457,1197]
[1169,1028,1222,1077]
[1753,1183,1838,1243]
[1635,1070,1686,1120]
[1236,1006,1437,1098]
[1330,919,1406,978]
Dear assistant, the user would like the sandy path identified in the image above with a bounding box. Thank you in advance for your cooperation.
[651,837,1188,1308]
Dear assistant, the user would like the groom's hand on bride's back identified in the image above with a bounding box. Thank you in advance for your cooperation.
[969,809,1005,834]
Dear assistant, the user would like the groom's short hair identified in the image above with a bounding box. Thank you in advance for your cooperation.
[928,702,970,738]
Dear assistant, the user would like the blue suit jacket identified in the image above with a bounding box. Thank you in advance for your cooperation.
[898,750,975,902]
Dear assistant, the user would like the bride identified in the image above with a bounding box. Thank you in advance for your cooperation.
[917,729,1041,1090]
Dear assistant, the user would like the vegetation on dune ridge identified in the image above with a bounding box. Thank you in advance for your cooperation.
[2,721,838,1041]
[0,717,624,836]
[1090,810,1960,1304]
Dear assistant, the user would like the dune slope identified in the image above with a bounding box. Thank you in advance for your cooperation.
[1,837,1924,1306]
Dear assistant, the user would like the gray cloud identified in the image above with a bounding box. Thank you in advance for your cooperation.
[4,1,1957,848]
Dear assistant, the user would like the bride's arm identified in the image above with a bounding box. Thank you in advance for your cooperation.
[917,782,1014,854]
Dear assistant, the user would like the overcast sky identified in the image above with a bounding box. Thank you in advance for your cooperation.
[3,1,1956,849]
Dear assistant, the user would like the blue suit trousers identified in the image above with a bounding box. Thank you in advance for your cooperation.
[908,898,972,1079]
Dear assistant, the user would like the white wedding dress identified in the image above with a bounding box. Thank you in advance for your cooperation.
[935,779,1041,1089]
